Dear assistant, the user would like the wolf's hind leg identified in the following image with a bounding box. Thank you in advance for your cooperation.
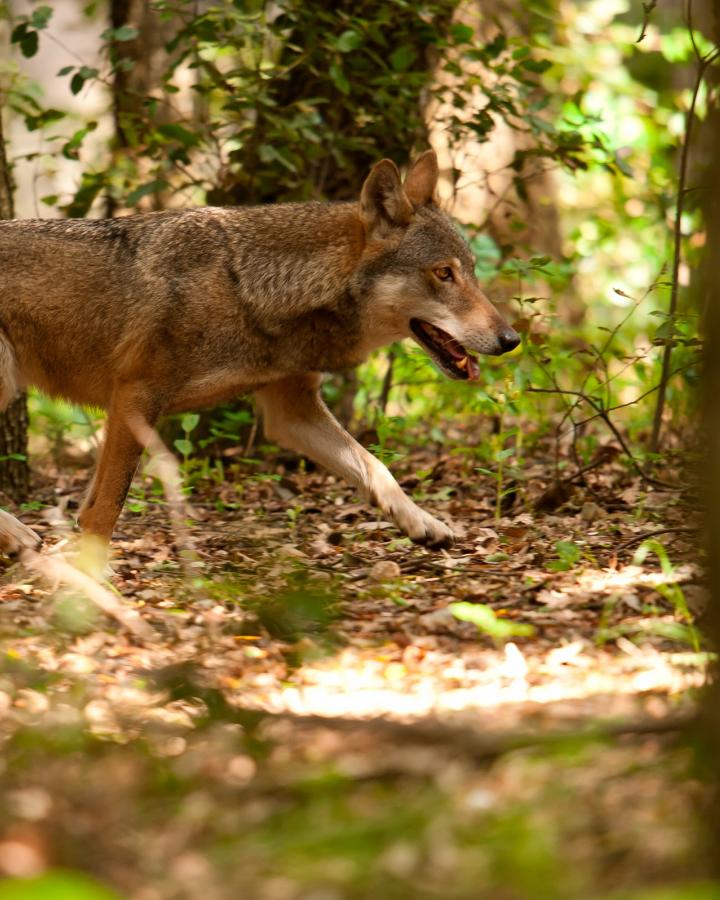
[78,382,161,543]
[256,374,454,549]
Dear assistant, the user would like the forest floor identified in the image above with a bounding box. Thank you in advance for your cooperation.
[0,425,714,900]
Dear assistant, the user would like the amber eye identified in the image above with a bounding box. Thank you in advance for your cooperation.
[434,266,454,282]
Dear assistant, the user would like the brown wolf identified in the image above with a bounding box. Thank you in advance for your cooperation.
[0,150,518,553]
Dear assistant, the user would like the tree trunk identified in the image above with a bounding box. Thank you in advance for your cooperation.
[106,0,180,216]
[0,106,30,503]
[702,65,720,874]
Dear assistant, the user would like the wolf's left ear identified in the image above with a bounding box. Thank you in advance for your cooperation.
[360,159,414,237]
[403,150,439,207]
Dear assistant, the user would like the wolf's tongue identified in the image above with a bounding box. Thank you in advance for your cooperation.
[467,357,480,380]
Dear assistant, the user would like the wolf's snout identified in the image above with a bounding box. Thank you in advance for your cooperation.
[496,325,520,355]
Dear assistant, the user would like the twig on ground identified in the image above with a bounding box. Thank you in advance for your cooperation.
[614,526,698,552]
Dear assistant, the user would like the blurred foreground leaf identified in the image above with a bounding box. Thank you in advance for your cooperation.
[0,871,120,900]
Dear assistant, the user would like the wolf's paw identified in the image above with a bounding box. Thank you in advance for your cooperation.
[393,504,455,550]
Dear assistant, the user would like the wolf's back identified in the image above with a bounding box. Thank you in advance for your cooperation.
[0,217,148,406]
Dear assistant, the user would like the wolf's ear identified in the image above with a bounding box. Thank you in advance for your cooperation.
[360,159,414,237]
[403,149,439,207]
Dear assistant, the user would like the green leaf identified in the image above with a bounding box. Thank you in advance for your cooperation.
[65,174,105,218]
[0,870,120,900]
[101,25,139,42]
[57,65,75,76]
[328,62,350,94]
[181,413,200,433]
[157,123,201,147]
[30,5,53,29]
[390,45,416,71]
[449,602,534,640]
[336,29,363,52]
[21,31,39,58]
[486,551,510,562]
[125,179,169,205]
[484,33,507,58]
[521,57,552,73]
[450,23,474,43]
[70,72,86,95]
[174,438,193,457]
[23,108,65,132]
[62,124,95,160]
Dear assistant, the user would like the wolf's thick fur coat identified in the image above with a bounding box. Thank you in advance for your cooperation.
[0,151,517,550]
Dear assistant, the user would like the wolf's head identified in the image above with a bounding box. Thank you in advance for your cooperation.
[355,150,519,381]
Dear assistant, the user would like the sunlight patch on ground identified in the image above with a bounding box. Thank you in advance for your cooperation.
[233,640,706,721]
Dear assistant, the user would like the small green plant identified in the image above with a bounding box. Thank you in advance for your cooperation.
[632,539,700,651]
[368,414,407,466]
[474,401,523,520]
[449,601,534,641]
[173,413,200,464]
[547,540,582,572]
[286,503,303,530]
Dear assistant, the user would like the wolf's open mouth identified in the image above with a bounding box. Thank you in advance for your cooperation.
[409,319,480,381]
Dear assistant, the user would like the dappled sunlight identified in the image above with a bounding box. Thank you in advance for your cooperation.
[234,637,706,723]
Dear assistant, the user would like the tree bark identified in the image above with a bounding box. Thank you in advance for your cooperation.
[0,106,30,502]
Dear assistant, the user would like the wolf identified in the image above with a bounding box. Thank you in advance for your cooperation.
[0,150,518,554]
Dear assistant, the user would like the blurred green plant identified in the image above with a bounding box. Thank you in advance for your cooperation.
[449,600,534,641]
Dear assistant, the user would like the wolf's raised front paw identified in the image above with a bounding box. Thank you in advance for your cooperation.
[393,504,455,550]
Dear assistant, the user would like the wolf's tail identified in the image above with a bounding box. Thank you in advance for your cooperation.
[0,331,20,410]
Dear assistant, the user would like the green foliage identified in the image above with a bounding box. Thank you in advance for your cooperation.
[2,0,613,216]
[4,0,713,465]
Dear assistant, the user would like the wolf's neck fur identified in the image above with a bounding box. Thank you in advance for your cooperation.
[198,202,368,320]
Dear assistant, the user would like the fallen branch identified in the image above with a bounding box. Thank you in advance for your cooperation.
[250,707,698,763]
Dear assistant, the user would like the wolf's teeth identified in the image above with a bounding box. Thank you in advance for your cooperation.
[456,356,468,370]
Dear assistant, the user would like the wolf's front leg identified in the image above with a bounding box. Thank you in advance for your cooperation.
[255,374,454,549]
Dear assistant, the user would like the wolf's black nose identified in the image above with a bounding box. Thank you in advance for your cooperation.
[498,326,521,354]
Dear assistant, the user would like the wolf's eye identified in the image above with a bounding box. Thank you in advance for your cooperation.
[434,266,454,282]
